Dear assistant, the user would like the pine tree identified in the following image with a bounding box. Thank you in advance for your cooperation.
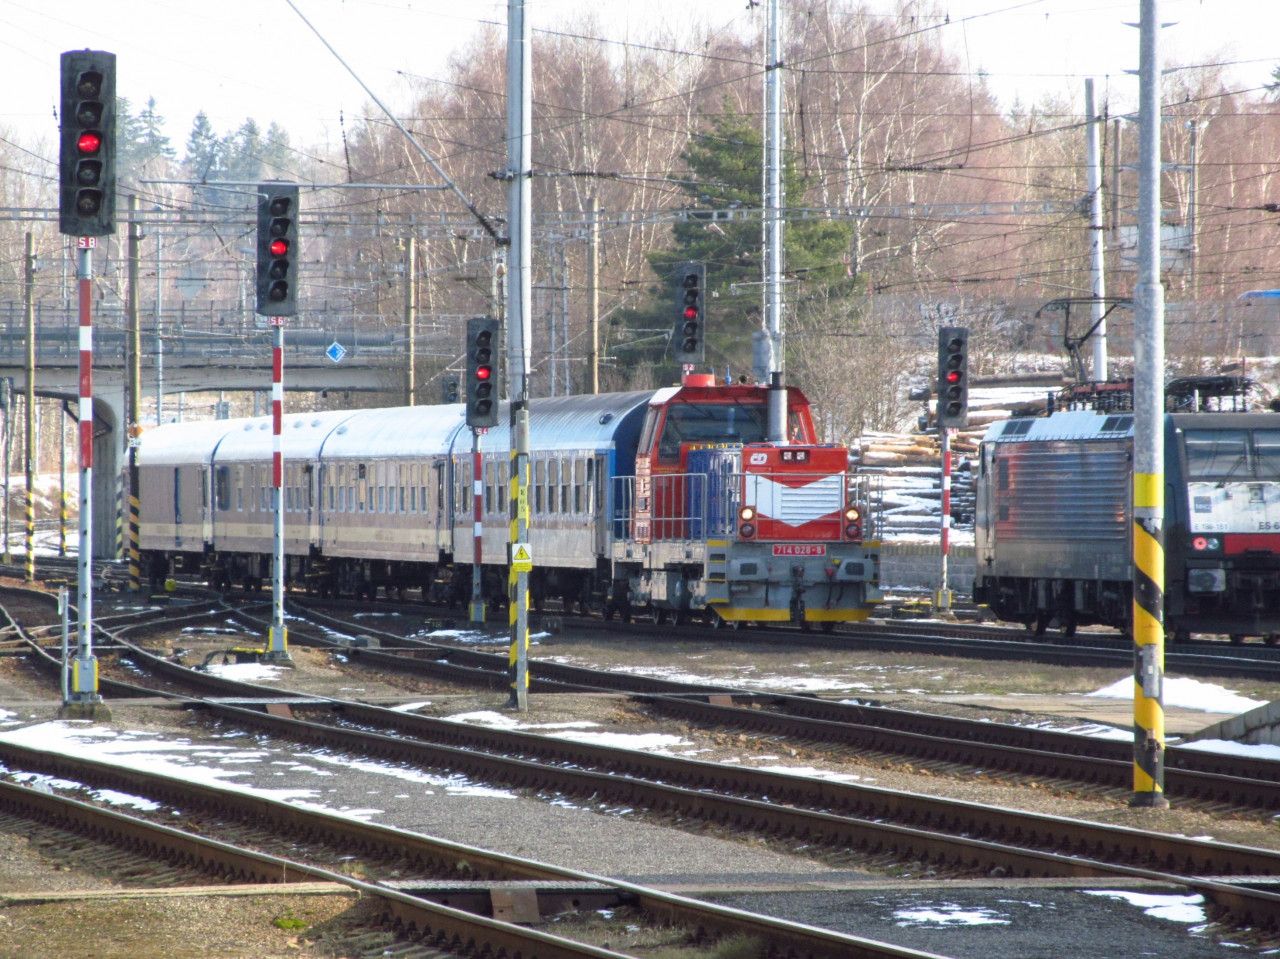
[614,103,855,382]
[137,98,175,164]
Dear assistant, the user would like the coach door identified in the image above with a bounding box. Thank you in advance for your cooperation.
[592,454,609,556]
[435,460,450,555]
[200,465,213,546]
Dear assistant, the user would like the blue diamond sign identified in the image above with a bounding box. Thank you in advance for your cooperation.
[326,341,347,364]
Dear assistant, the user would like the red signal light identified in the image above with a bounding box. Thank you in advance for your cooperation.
[475,365,492,381]
[684,306,698,320]
[269,238,289,256]
[946,370,961,384]
[77,131,102,154]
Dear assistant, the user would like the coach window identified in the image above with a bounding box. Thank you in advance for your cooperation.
[236,467,244,511]
[560,459,570,514]
[586,457,597,515]
[574,458,586,513]
[533,459,545,513]
[548,459,559,514]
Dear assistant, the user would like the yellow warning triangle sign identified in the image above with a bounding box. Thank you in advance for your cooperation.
[513,544,532,563]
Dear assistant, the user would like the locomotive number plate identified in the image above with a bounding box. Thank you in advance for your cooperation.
[772,544,826,557]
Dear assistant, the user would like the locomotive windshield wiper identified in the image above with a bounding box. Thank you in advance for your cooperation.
[1215,453,1250,487]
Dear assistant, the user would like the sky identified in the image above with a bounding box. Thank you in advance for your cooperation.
[2,0,1279,162]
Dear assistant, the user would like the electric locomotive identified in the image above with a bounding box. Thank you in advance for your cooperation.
[973,376,1280,643]
[138,375,882,628]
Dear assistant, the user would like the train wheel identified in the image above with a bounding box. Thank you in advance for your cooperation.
[821,621,835,634]
[1266,634,1280,647]
[1229,633,1246,645]
[1062,616,1078,639]
[1033,613,1049,636]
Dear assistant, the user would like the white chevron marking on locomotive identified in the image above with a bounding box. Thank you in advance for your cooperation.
[745,474,844,526]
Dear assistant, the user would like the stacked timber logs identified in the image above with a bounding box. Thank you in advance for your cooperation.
[853,429,985,539]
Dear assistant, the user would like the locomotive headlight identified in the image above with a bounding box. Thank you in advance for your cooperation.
[739,506,755,522]
[844,506,861,522]
[739,522,756,539]
[845,523,861,538]
[1192,536,1221,551]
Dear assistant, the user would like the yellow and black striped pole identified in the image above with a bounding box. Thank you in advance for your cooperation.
[127,447,141,592]
[127,196,142,592]
[1131,472,1167,807]
[507,405,530,710]
[1130,0,1168,810]
[114,473,124,560]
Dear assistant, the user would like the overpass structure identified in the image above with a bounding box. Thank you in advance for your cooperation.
[0,311,410,558]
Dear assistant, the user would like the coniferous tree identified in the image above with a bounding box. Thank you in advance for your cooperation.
[615,103,855,382]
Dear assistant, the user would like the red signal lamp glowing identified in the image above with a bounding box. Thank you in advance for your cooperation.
[77,131,102,154]
[269,238,289,256]
[945,370,962,384]
[684,306,698,320]
[475,365,492,381]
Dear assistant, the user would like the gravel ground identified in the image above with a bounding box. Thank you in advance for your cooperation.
[4,601,1280,956]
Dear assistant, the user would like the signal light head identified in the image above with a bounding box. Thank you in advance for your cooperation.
[269,238,289,257]
[475,365,492,381]
[739,506,755,522]
[844,506,861,522]
[77,131,101,154]
[76,71,103,98]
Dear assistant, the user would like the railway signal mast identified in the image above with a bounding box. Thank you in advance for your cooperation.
[58,49,116,720]
[672,261,706,365]
[465,317,500,624]
[936,327,969,611]
[256,182,299,664]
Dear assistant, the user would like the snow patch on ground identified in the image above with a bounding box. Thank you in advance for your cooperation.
[203,662,287,683]
[1088,677,1266,714]
[1083,890,1206,924]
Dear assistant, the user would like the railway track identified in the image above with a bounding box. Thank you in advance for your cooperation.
[277,598,1280,815]
[0,720,947,959]
[8,587,1280,941]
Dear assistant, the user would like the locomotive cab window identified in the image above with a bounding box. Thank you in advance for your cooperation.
[1186,428,1280,480]
[1255,431,1280,478]
[1185,430,1249,479]
[657,403,767,462]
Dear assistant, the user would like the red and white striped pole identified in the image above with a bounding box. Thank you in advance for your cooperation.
[937,427,953,610]
[266,318,291,661]
[71,238,103,708]
[470,430,485,623]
